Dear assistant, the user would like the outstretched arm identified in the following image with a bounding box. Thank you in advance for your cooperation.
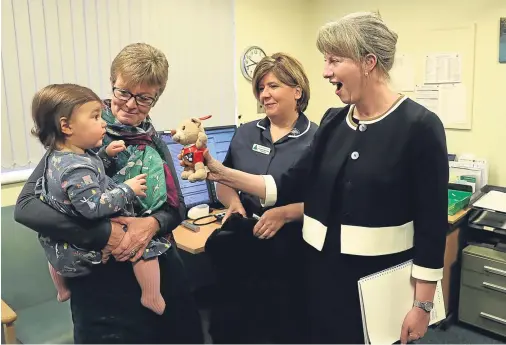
[207,141,314,207]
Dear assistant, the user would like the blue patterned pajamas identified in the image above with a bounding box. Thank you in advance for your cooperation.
[36,149,170,277]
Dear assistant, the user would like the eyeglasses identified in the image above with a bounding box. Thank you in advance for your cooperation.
[112,87,157,107]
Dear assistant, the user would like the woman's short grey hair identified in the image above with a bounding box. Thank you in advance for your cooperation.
[316,12,398,78]
[110,43,169,97]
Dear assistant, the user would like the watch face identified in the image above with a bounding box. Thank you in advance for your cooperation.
[424,302,434,311]
[415,300,433,312]
[241,46,267,81]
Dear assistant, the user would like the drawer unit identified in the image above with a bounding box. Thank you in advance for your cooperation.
[459,245,506,339]
[461,269,506,292]
[459,286,506,337]
[462,246,506,276]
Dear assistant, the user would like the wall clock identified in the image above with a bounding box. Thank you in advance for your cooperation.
[240,46,267,81]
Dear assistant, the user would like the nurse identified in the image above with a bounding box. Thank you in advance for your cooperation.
[202,12,448,344]
[210,52,318,343]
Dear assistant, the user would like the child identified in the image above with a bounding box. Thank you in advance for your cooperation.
[31,84,167,315]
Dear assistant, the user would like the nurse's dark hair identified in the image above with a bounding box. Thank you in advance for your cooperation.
[31,84,101,149]
[252,53,310,112]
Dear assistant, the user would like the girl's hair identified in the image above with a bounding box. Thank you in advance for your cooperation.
[31,84,101,148]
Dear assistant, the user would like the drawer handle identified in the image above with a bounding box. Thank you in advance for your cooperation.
[484,266,506,277]
[482,282,506,294]
[480,312,506,326]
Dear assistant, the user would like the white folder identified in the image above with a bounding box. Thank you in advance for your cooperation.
[358,260,446,344]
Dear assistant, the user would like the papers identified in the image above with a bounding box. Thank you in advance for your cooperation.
[439,84,466,124]
[390,54,415,92]
[425,53,462,84]
[449,156,489,193]
[358,260,445,345]
[415,51,470,129]
[415,84,467,126]
[473,191,506,213]
[415,85,439,115]
[458,156,489,187]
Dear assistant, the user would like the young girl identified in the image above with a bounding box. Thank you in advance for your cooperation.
[31,84,168,315]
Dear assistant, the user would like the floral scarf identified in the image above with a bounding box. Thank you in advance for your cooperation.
[101,100,179,215]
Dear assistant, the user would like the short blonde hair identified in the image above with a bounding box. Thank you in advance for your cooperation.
[31,84,101,148]
[252,53,310,112]
[316,12,398,78]
[110,43,169,97]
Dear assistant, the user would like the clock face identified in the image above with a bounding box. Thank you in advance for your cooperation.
[241,46,267,81]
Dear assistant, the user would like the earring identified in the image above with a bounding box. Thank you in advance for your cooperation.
[365,72,369,76]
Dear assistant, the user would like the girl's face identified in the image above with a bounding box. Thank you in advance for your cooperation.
[61,101,106,150]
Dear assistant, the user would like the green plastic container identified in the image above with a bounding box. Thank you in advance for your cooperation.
[448,189,472,215]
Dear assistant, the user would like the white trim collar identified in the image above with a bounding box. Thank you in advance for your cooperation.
[256,113,311,138]
[256,121,266,130]
[288,120,311,138]
[345,95,407,130]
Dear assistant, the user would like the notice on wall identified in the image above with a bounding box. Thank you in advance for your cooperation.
[415,85,440,115]
[415,83,467,127]
[424,53,462,84]
[438,83,467,124]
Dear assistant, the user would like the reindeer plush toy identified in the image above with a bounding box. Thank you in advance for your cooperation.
[171,115,211,182]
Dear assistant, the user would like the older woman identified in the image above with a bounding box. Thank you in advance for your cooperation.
[209,53,317,343]
[200,13,448,344]
[15,43,204,344]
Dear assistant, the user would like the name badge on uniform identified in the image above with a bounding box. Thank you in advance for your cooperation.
[252,143,271,155]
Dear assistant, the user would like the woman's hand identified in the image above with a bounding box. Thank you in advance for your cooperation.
[178,149,226,181]
[223,201,246,223]
[253,207,286,239]
[101,221,126,263]
[110,216,160,262]
[400,306,430,344]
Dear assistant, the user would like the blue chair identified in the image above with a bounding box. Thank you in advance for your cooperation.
[1,206,73,344]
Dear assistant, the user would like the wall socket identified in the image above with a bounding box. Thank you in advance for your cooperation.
[257,100,265,114]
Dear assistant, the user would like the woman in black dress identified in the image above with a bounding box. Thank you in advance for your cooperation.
[199,12,448,344]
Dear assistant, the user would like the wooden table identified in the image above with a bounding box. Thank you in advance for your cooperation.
[172,210,224,254]
[448,208,470,225]
[174,208,472,256]
[439,208,470,326]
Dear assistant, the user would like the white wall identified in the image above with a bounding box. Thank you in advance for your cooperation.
[305,0,506,186]
[234,0,313,124]
[236,0,506,186]
[3,0,506,206]
[1,0,235,173]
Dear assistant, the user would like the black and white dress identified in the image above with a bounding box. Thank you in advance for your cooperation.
[261,95,449,343]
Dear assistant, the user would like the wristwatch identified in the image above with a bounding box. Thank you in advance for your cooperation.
[413,300,434,313]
